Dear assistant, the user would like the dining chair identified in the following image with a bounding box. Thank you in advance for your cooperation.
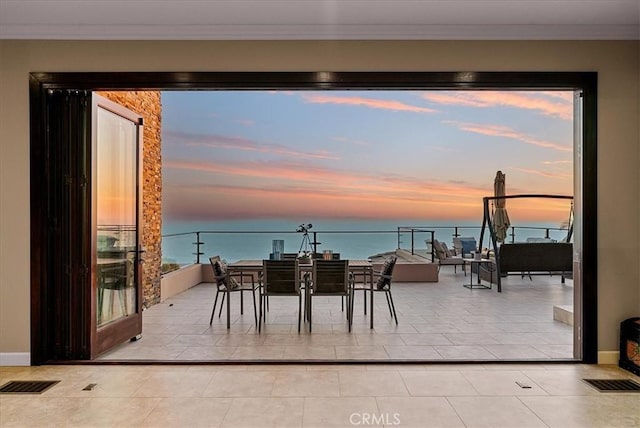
[350,256,399,325]
[307,259,352,332]
[209,256,258,327]
[259,259,303,333]
[97,256,133,324]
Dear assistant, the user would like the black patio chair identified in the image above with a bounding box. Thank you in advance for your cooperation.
[350,256,399,325]
[307,259,353,332]
[259,259,303,333]
[209,256,258,327]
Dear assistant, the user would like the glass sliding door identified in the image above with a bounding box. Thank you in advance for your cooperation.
[92,94,143,357]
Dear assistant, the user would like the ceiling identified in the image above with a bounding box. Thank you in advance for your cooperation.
[1,0,638,40]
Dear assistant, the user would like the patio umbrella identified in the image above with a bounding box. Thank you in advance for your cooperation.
[493,170,511,242]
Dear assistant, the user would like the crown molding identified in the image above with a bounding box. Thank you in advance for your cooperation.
[1,23,639,41]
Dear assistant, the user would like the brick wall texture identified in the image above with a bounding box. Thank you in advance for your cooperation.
[96,91,162,308]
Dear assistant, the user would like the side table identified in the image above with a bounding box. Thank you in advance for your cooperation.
[462,258,495,290]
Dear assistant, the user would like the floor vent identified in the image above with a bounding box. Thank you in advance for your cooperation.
[0,380,60,394]
[583,378,640,392]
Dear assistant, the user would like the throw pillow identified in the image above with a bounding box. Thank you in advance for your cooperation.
[441,242,453,258]
[460,238,477,255]
[376,257,396,290]
[217,259,240,289]
[212,260,227,286]
[432,239,446,259]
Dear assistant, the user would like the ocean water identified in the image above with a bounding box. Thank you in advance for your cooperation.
[161,218,567,266]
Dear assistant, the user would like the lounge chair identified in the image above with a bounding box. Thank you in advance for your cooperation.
[432,239,466,275]
[453,236,478,258]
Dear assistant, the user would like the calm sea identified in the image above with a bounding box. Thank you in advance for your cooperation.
[161,219,566,265]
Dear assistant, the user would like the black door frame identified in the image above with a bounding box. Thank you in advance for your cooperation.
[30,71,598,364]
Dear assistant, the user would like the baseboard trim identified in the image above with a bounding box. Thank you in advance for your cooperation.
[0,352,31,366]
[0,350,623,367]
[598,351,620,365]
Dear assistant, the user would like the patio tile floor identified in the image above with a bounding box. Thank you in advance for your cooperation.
[98,268,575,362]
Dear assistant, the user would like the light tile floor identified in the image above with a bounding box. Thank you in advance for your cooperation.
[98,269,575,362]
[1,364,638,427]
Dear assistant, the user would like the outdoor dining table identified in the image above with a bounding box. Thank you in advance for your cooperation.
[226,259,374,329]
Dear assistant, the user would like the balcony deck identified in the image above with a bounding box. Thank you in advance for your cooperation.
[98,266,574,362]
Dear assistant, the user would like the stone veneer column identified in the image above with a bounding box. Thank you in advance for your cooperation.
[96,91,162,307]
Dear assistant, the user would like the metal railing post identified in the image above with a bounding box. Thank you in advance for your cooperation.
[312,231,318,254]
[193,232,204,264]
[430,230,435,262]
[411,229,415,254]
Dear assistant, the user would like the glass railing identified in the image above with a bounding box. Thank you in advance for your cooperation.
[507,225,571,243]
[162,229,399,270]
[161,224,571,272]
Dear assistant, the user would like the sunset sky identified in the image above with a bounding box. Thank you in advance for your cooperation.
[161,90,574,225]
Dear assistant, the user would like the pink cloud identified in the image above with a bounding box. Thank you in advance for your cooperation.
[423,91,572,120]
[164,158,572,222]
[542,92,575,103]
[163,159,572,222]
[163,182,483,221]
[510,167,572,179]
[164,159,490,205]
[165,159,357,185]
[542,160,572,165]
[445,121,572,152]
[422,93,489,108]
[302,94,437,113]
[164,130,338,160]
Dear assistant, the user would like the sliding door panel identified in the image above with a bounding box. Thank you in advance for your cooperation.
[91,95,143,358]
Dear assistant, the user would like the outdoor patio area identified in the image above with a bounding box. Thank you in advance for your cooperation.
[98,267,574,362]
